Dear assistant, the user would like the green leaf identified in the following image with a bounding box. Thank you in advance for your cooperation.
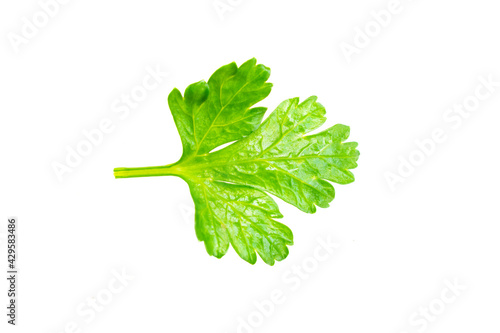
[114,58,359,265]
[189,180,291,265]
[168,58,272,159]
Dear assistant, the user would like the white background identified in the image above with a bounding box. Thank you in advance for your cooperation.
[1,0,500,332]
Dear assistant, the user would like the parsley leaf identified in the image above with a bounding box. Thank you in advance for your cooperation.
[114,58,359,265]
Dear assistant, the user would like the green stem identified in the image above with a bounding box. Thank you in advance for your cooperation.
[114,164,181,179]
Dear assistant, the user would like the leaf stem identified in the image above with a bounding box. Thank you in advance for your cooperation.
[113,164,181,179]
